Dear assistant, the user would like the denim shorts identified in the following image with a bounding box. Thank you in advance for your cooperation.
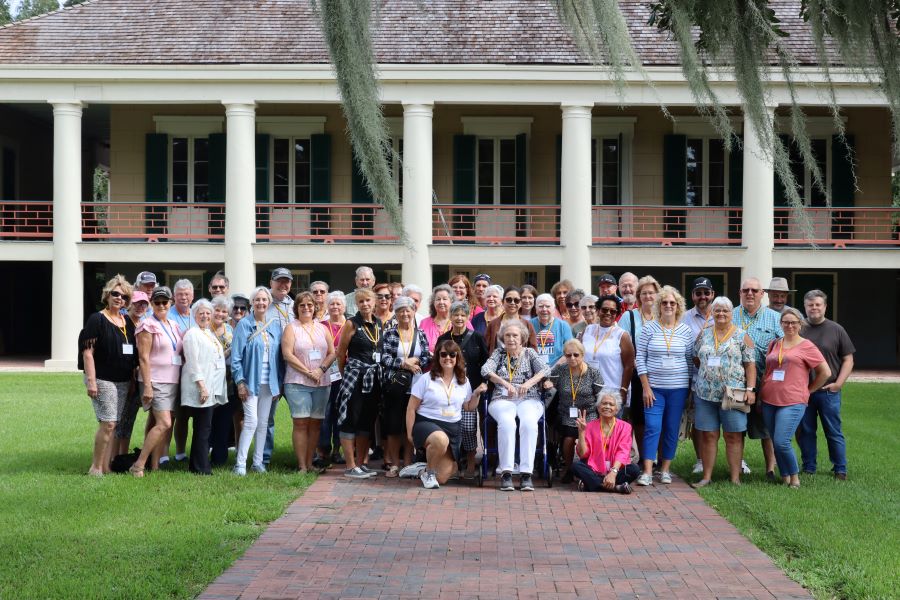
[694,397,748,433]
[284,383,329,419]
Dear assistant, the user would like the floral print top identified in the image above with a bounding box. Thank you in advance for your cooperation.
[692,326,755,403]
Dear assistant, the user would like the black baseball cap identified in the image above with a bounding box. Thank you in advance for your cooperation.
[692,277,714,291]
[150,286,172,300]
[598,274,616,285]
[271,267,293,281]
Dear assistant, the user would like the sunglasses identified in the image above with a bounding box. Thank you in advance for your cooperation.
[109,291,131,302]
[439,351,458,358]
[565,302,579,308]
[582,304,596,310]
[312,289,327,294]
[564,353,581,358]
[504,297,521,304]
[741,288,761,294]
[210,285,227,291]
[693,289,713,296]
[152,300,169,306]
[598,307,617,315]
[233,306,247,312]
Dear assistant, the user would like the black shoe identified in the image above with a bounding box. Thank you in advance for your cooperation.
[765,470,777,482]
[331,452,346,465]
[370,446,384,461]
[615,483,633,495]
[499,472,514,491]
[312,456,329,469]
[561,469,574,484]
[834,472,847,481]
[520,474,534,491]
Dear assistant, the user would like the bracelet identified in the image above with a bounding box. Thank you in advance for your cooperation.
[610,467,619,473]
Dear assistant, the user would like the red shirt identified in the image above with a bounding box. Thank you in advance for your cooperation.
[761,339,825,407]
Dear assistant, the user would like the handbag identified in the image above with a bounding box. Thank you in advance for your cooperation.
[722,385,752,413]
[382,329,418,397]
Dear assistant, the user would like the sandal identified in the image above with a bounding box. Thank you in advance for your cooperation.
[385,465,400,478]
[87,468,104,477]
[128,464,145,478]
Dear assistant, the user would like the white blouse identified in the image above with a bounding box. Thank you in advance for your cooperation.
[411,374,472,423]
[181,327,228,408]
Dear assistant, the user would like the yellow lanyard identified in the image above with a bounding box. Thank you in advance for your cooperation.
[299,321,319,347]
[361,322,380,345]
[506,352,520,384]
[397,327,413,358]
[440,377,455,406]
[740,307,758,331]
[592,324,616,356]
[568,366,583,405]
[777,340,785,367]
[713,325,735,354]
[436,318,451,335]
[600,418,616,454]
[255,321,269,351]
[201,328,223,357]
[537,319,554,354]
[274,303,290,322]
[660,324,675,355]
[107,311,128,341]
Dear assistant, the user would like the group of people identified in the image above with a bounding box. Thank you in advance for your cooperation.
[81,266,855,494]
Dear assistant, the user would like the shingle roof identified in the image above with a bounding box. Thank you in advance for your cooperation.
[0,0,833,67]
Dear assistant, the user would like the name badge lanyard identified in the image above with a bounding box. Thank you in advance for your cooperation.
[505,353,521,387]
[300,321,321,352]
[661,324,675,357]
[114,319,129,344]
[600,417,616,457]
[275,303,290,325]
[154,314,178,353]
[398,327,413,359]
[201,328,223,358]
[172,310,192,332]
[256,321,270,358]
[329,319,346,348]
[740,307,758,332]
[592,324,616,357]
[361,321,380,360]
[713,325,735,355]
[537,319,554,355]
[441,378,455,408]
[777,340,786,369]
[568,366,583,407]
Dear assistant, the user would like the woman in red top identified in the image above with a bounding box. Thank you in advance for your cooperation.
[760,307,830,488]
[572,392,640,494]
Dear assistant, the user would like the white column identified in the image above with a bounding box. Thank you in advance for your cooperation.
[741,106,776,290]
[401,103,433,310]
[560,104,593,289]
[223,101,257,295]
[45,101,84,371]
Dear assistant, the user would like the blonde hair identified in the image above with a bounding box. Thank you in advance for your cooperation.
[635,275,661,298]
[652,285,686,322]
[101,275,134,307]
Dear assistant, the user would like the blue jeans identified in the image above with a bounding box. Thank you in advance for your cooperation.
[761,402,806,477]
[798,389,847,474]
[262,396,280,465]
[642,387,689,462]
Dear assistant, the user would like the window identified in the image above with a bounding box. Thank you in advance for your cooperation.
[685,137,728,207]
[271,137,311,203]
[591,136,621,205]
[477,137,517,205]
[171,137,209,203]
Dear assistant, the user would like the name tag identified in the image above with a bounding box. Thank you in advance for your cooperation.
[661,355,676,368]
[707,356,722,367]
[373,352,381,363]
[587,358,601,370]
[329,371,342,382]
[496,386,509,398]
[263,349,269,363]
[308,349,323,361]
[122,344,134,355]
[569,406,579,418]
[215,357,226,370]
[772,369,786,381]
[171,355,183,366]
[441,409,458,418]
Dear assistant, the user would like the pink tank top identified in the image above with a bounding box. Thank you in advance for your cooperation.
[284,320,330,387]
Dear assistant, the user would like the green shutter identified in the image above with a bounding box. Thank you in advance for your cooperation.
[351,150,374,203]
[310,134,331,203]
[145,133,168,235]
[255,134,270,236]
[310,271,330,287]
[431,265,449,285]
[453,134,476,204]
[728,135,744,206]
[663,134,687,206]
[515,133,527,205]
[555,134,562,203]
[773,134,791,207]
[831,134,855,207]
[208,133,226,203]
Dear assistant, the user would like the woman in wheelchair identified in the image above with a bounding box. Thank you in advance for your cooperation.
[405,339,481,490]
[572,392,640,494]
[481,319,550,492]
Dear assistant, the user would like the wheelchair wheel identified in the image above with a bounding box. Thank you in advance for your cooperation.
[475,469,483,487]
[545,470,554,488]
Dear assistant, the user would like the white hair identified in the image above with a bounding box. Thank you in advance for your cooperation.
[498,318,529,343]
[402,284,423,297]
[355,266,374,278]
[535,293,554,307]
[596,389,623,412]
[191,298,214,321]
[710,296,734,312]
[173,278,194,292]
[210,294,233,313]
[618,272,638,286]
[250,286,272,303]
[326,291,346,306]
[485,285,504,298]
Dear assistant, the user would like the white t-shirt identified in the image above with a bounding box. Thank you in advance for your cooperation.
[411,374,472,423]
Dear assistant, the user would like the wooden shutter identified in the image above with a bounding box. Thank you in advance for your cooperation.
[831,134,855,207]
[145,133,168,235]
[515,133,527,205]
[773,134,791,207]
[453,134,476,204]
[728,135,744,206]
[207,133,226,237]
[555,134,562,203]
[350,150,374,203]
[310,134,331,203]
[662,134,687,206]
[255,133,270,236]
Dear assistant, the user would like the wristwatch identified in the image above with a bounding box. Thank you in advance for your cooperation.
[610,467,619,473]
[747,387,756,392]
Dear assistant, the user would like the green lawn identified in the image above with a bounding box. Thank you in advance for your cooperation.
[671,382,899,600]
[0,373,315,600]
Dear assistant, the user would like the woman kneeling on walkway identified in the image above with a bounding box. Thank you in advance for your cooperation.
[405,339,480,489]
[572,391,640,494]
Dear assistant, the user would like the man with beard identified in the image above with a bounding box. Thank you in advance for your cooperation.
[618,272,639,314]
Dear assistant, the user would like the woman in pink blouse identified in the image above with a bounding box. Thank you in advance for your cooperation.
[572,391,640,494]
[420,284,472,352]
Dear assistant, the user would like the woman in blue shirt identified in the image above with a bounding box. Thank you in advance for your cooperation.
[531,293,573,369]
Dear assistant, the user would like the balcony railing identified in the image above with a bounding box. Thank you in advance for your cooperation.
[774,207,900,246]
[81,202,225,241]
[0,201,53,240]
[432,204,560,244]
[255,203,399,242]
[592,205,743,245]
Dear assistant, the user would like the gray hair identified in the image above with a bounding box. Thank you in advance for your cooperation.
[566,289,586,303]
[485,285,504,298]
[535,293,554,307]
[210,294,233,313]
[781,306,807,326]
[210,272,229,286]
[498,318,529,343]
[191,298,214,322]
[173,278,194,293]
[355,266,374,278]
[250,286,273,303]
[309,280,329,292]
[402,284,423,297]
[579,294,599,308]
[710,296,734,312]
[326,291,346,306]
[393,296,416,312]
[596,389,623,413]
[803,289,828,304]
[618,272,638,286]
[450,300,470,315]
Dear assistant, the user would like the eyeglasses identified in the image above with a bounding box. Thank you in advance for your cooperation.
[439,351,458,358]
[660,300,677,306]
[504,297,521,304]
[564,353,581,358]
[598,307,617,315]
[298,302,315,308]
[582,304,596,310]
[781,320,801,327]
[109,291,131,302]
[210,285,226,291]
[312,289,327,294]
[741,288,762,294]
[375,294,391,300]
[233,306,247,312]
[152,300,169,307]
[565,302,579,308]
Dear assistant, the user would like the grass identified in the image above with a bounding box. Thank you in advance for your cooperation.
[670,382,899,600]
[0,373,315,600]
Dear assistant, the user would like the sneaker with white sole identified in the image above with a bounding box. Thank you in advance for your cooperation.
[520,474,534,491]
[359,465,379,476]
[420,469,440,489]
[635,473,653,486]
[499,472,515,491]
[741,460,752,474]
[344,466,372,479]
[692,460,703,474]
[399,462,427,478]
[658,471,673,484]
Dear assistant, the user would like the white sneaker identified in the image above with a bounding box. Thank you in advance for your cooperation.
[636,473,653,486]
[741,460,752,475]
[399,462,427,478]
[692,460,703,474]
[420,469,440,489]
[658,471,673,484]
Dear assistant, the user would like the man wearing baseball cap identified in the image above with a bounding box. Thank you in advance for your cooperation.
[764,277,795,312]
[134,271,158,295]
[263,267,295,467]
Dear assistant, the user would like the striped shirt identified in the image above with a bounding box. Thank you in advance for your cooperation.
[732,305,783,386]
[636,321,694,388]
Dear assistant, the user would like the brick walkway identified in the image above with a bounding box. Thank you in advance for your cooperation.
[200,470,811,600]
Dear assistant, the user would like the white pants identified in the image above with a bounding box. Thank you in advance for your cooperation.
[236,384,275,470]
[488,398,543,475]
